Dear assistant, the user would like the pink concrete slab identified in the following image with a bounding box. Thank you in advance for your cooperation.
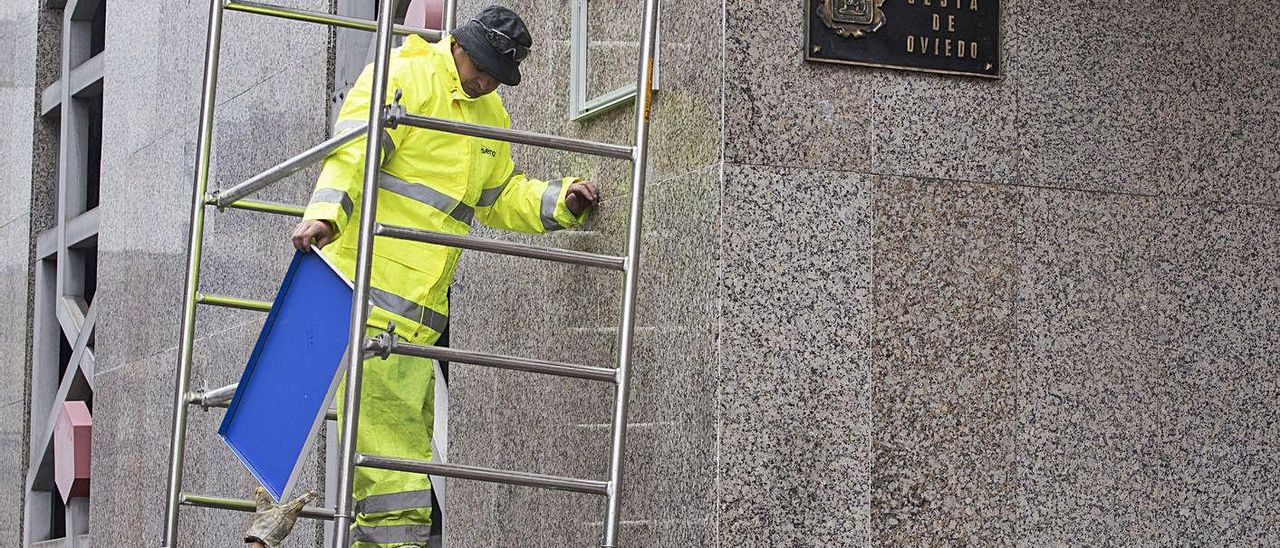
[54,401,92,503]
[406,0,444,30]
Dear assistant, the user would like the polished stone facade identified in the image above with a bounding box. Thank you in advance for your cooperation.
[0,0,40,545]
[85,0,333,543]
[447,0,1280,546]
[1,0,1277,546]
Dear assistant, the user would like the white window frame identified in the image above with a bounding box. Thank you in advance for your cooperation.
[568,0,661,122]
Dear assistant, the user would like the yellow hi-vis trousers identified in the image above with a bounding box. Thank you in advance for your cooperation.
[338,327,436,547]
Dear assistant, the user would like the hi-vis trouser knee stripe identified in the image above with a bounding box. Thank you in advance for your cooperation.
[355,489,434,515]
[335,119,396,160]
[540,178,565,231]
[379,171,473,225]
[369,286,449,334]
[309,188,353,218]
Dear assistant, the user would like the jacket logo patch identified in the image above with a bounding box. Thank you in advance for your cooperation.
[480,146,497,157]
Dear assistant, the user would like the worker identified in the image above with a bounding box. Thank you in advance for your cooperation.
[243,5,600,547]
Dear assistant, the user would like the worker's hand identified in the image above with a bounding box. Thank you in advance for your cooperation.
[291,220,333,252]
[565,180,600,217]
[243,487,317,548]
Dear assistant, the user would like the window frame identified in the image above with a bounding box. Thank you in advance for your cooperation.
[568,0,662,122]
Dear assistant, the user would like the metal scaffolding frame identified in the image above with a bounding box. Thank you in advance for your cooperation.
[161,0,661,546]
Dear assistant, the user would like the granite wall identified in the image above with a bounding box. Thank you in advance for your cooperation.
[443,0,722,545]
[445,0,1280,547]
[1,0,1276,546]
[725,0,1280,546]
[87,0,334,545]
[0,0,40,545]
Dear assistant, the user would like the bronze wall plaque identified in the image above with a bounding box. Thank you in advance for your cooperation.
[806,0,1000,78]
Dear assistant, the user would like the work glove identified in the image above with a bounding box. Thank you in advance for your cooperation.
[244,487,317,547]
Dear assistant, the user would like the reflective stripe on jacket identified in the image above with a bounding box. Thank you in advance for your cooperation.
[304,35,587,343]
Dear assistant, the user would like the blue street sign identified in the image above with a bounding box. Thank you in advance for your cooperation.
[219,250,353,502]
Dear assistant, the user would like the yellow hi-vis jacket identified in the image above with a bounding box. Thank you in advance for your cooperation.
[303,35,587,344]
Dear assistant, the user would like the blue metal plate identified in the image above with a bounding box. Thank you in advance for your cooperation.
[219,250,353,502]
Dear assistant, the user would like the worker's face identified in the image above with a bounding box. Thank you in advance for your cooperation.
[452,43,501,98]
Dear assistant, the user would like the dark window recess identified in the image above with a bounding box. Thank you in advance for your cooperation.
[49,496,66,539]
[58,333,72,380]
[82,246,97,306]
[90,0,107,57]
[86,94,102,211]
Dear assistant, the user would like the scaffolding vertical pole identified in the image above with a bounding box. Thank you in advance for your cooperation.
[332,0,399,545]
[602,0,661,545]
[163,0,225,545]
[443,0,457,31]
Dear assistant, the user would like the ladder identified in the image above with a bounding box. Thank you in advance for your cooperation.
[160,0,660,546]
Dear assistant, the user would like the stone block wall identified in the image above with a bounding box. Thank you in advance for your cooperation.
[0,0,41,545]
[444,0,722,545]
[723,1,1280,545]
[446,0,1280,546]
[1,0,1276,546]
[86,0,334,545]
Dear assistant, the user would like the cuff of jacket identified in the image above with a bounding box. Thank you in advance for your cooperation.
[302,204,344,239]
[552,176,589,230]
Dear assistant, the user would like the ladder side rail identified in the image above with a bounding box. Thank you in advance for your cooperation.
[355,455,610,496]
[392,113,635,160]
[332,0,400,544]
[180,493,337,521]
[374,223,626,271]
[224,0,444,41]
[603,0,662,545]
[213,124,368,207]
[442,0,458,33]
[163,0,226,544]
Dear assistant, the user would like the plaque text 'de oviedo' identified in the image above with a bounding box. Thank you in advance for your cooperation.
[806,0,1000,78]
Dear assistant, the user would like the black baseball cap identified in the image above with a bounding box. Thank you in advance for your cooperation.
[451,5,532,86]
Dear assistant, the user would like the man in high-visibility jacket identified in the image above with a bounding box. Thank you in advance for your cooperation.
[244,6,598,548]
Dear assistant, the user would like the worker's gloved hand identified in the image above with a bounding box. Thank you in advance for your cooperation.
[244,487,318,547]
[291,220,334,252]
[565,180,600,217]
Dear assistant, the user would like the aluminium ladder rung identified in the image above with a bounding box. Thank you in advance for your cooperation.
[224,0,444,41]
[393,113,635,160]
[374,339,617,383]
[375,223,626,271]
[188,384,340,421]
[212,124,368,207]
[212,198,305,217]
[355,454,609,496]
[189,383,240,407]
[180,493,335,521]
[196,292,272,312]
